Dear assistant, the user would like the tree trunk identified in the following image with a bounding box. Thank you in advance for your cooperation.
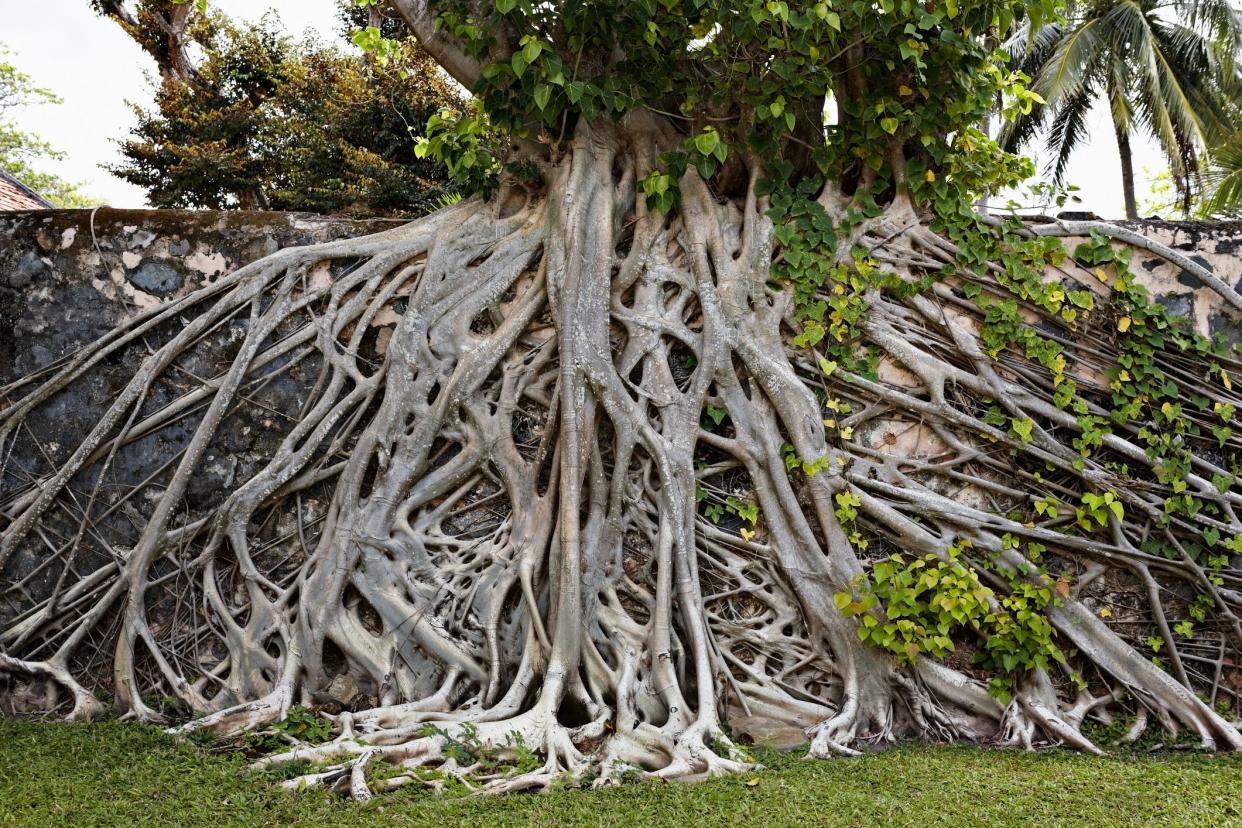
[1116,123,1139,220]
[97,1,199,84]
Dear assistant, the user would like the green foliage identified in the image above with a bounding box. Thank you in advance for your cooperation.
[350,26,403,65]
[337,0,412,43]
[416,0,1062,219]
[832,489,870,550]
[979,578,1063,700]
[695,482,761,531]
[836,541,1064,694]
[111,15,462,215]
[272,706,332,744]
[958,221,1239,549]
[1075,490,1124,530]
[836,549,993,664]
[414,103,503,197]
[641,168,680,214]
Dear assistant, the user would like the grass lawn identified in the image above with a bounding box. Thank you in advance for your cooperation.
[2,719,1241,827]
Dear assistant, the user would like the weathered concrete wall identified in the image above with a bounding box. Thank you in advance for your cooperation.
[3,209,1241,498]
[1081,219,1242,343]
[1,209,406,644]
[4,211,1239,382]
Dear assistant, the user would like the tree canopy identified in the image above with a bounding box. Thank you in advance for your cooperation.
[401,0,1047,206]
[106,4,465,215]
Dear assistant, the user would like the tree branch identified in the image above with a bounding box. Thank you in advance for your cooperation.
[388,0,484,90]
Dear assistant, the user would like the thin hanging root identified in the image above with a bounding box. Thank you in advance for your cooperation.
[5,119,1242,798]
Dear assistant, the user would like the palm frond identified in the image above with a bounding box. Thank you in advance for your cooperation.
[1179,0,1242,50]
[1105,54,1136,137]
[1149,20,1234,136]
[1204,137,1242,216]
[1033,15,1106,103]
[1046,88,1096,184]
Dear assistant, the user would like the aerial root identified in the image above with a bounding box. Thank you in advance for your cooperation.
[997,699,1102,755]
[891,672,963,742]
[806,713,865,758]
[805,676,897,759]
[260,704,617,795]
[259,700,765,794]
[349,749,377,802]
[644,728,757,781]
[0,654,106,722]
[1121,708,1150,744]
[172,681,296,738]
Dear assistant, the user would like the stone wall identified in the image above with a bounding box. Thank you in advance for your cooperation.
[3,208,1242,512]
[1,209,404,384]
[1084,219,1242,343]
[1,209,409,639]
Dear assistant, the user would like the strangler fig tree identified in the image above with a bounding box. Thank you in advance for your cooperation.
[4,0,1242,797]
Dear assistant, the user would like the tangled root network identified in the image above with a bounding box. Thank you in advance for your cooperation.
[4,124,1242,797]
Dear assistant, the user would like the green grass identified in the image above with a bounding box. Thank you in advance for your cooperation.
[2,719,1241,827]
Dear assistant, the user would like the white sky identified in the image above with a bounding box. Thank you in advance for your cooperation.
[3,0,1164,218]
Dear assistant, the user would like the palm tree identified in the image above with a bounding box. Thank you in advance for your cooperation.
[1200,77,1242,216]
[1201,138,1242,214]
[1002,0,1241,219]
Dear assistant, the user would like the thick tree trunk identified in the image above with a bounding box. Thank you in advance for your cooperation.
[97,0,198,84]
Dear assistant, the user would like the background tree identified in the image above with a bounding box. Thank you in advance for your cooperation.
[106,4,464,215]
[0,46,97,207]
[1143,129,1242,218]
[90,0,199,82]
[6,0,1242,798]
[1002,0,1242,219]
[1198,67,1242,216]
[1140,73,1242,218]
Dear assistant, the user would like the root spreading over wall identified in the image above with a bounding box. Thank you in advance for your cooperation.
[4,123,1242,796]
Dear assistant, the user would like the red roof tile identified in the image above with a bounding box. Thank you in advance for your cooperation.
[0,171,52,210]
